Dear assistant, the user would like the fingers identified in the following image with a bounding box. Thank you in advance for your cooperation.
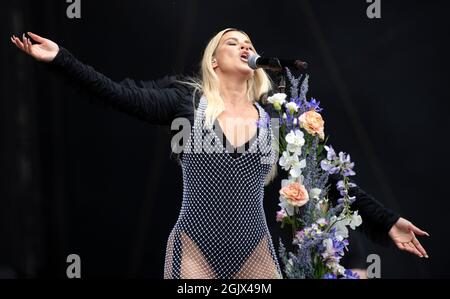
[27,31,45,43]
[26,37,33,55]
[410,224,430,237]
[11,35,25,51]
[22,33,29,53]
[396,242,428,258]
[11,33,34,56]
[412,237,429,258]
[408,242,423,257]
[405,242,422,257]
[397,242,423,258]
[397,242,408,251]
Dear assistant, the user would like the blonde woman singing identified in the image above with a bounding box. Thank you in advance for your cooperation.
[11,28,429,279]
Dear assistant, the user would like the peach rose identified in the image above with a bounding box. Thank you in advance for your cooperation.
[279,182,309,207]
[299,110,325,140]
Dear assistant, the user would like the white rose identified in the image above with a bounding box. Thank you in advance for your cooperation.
[285,129,305,156]
[267,93,287,111]
[285,102,299,114]
[279,151,299,171]
[289,158,306,178]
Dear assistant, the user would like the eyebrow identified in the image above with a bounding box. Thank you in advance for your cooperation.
[224,37,252,45]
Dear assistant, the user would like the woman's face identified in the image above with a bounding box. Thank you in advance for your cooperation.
[212,31,256,79]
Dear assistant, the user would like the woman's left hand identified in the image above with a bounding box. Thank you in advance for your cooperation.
[389,217,429,258]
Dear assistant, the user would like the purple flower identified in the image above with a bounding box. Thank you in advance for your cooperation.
[343,168,356,177]
[321,146,357,177]
[276,209,288,222]
[336,180,345,190]
[343,269,360,279]
[296,230,305,241]
[316,218,328,227]
[339,152,349,164]
[325,145,336,161]
[320,160,340,175]
[305,97,323,112]
[338,152,356,177]
[332,237,348,256]
[323,273,337,279]
[336,180,349,196]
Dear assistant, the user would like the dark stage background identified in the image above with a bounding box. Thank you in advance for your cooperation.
[1,0,449,278]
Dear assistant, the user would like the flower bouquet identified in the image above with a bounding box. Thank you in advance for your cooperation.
[269,70,363,279]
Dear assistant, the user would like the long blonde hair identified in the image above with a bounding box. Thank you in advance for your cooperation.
[186,28,273,127]
[181,28,278,185]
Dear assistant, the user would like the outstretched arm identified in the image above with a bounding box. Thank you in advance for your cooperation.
[10,32,192,125]
[328,174,429,258]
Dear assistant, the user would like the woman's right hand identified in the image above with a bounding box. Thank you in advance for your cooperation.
[10,32,59,63]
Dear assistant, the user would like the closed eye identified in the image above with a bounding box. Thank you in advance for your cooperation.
[226,40,254,51]
[228,43,254,51]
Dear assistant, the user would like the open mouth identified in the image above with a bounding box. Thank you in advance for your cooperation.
[240,53,249,62]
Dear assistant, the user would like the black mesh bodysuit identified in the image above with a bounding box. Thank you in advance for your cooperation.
[164,96,282,278]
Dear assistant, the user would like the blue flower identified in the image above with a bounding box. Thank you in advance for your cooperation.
[332,237,348,256]
[305,97,323,112]
[336,180,349,197]
[343,269,360,279]
[325,145,336,161]
[320,159,340,175]
[343,168,356,177]
[323,273,337,279]
[338,152,356,177]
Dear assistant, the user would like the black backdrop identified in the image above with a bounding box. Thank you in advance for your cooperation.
[1,0,449,278]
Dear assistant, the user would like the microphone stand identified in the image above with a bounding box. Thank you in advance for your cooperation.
[277,73,286,94]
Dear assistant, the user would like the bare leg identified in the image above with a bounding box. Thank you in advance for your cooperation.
[233,235,282,279]
[180,231,217,279]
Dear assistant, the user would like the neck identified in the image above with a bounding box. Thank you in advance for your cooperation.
[216,72,249,108]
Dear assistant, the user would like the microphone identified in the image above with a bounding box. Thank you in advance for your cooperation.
[248,54,308,71]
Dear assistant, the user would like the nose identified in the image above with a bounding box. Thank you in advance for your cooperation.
[240,44,250,51]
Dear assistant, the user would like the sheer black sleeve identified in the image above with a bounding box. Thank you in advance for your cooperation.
[327,174,400,245]
[48,47,194,125]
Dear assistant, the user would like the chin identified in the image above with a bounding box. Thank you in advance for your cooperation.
[238,66,254,80]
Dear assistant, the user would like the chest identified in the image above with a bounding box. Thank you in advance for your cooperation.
[216,106,259,149]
